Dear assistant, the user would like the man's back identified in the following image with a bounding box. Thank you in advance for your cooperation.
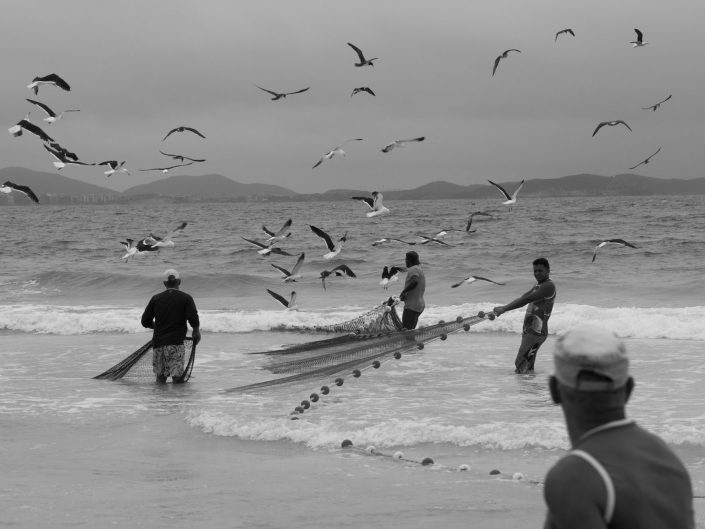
[141,289,199,347]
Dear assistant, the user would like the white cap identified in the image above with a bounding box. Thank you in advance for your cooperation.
[163,268,180,281]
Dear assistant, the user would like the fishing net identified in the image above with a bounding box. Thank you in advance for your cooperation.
[94,337,196,382]
[226,311,493,393]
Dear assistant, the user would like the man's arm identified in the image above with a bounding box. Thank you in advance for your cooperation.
[494,281,555,316]
[140,297,155,329]
[186,295,201,344]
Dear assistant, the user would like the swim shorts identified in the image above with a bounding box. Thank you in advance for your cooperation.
[515,333,547,373]
[152,344,185,378]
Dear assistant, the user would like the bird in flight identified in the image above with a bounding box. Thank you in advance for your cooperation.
[162,126,206,141]
[8,117,54,142]
[139,161,194,173]
[262,218,293,242]
[641,94,672,112]
[25,99,79,124]
[319,264,356,290]
[380,265,405,289]
[159,150,206,163]
[143,221,188,249]
[312,138,363,168]
[592,120,632,137]
[381,137,425,153]
[241,236,292,257]
[1,181,40,203]
[451,275,505,288]
[44,143,94,170]
[371,237,416,246]
[271,253,306,282]
[27,73,71,95]
[416,234,453,247]
[98,160,130,176]
[466,211,493,232]
[309,225,347,259]
[592,239,638,262]
[352,191,390,217]
[492,49,521,76]
[629,147,661,170]
[555,28,575,41]
[488,179,525,209]
[266,289,298,310]
[256,85,310,100]
[630,28,648,47]
[351,87,375,97]
[347,42,378,67]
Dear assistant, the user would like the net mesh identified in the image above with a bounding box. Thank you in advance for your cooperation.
[94,337,196,382]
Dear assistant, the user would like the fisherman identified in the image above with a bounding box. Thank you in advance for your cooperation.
[398,251,425,330]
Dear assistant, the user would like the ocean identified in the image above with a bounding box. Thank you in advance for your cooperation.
[2,195,704,527]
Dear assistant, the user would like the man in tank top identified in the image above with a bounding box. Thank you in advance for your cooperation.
[542,324,694,529]
[493,257,556,373]
[398,251,425,330]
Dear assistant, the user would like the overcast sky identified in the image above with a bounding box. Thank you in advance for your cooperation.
[1,1,703,193]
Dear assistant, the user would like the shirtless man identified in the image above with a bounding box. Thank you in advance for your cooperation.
[493,257,556,373]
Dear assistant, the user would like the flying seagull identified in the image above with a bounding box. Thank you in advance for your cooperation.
[139,161,194,173]
[319,264,356,290]
[120,239,139,262]
[381,137,425,153]
[8,117,54,142]
[630,28,648,47]
[380,265,405,289]
[629,147,661,170]
[312,138,363,169]
[271,253,306,282]
[592,239,638,262]
[641,94,672,112]
[27,73,70,95]
[555,28,575,41]
[466,211,493,232]
[159,150,206,163]
[352,191,390,217]
[162,126,206,141]
[0,181,39,203]
[371,237,416,246]
[492,49,521,76]
[351,87,375,97]
[255,85,310,100]
[44,143,94,170]
[451,275,505,288]
[592,120,632,137]
[417,234,453,247]
[262,218,293,242]
[98,160,130,176]
[309,225,347,259]
[488,179,525,209]
[143,221,188,249]
[25,99,79,124]
[347,42,378,67]
[266,289,298,310]
[241,236,292,256]
[46,142,79,161]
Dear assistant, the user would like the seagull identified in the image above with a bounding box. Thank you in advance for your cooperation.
[27,73,70,95]
[351,87,375,97]
[492,49,521,76]
[629,147,661,170]
[309,225,347,259]
[46,142,79,161]
[381,137,425,153]
[641,94,672,112]
[98,160,130,176]
[159,150,206,163]
[466,211,493,232]
[135,237,160,253]
[266,289,298,310]
[555,28,575,41]
[592,120,632,137]
[630,28,648,47]
[312,138,363,169]
[271,253,305,282]
[262,218,293,242]
[25,99,79,124]
[241,236,292,256]
[0,181,39,203]
[430,228,465,238]
[488,179,525,209]
[255,85,310,100]
[44,143,94,170]
[351,191,390,217]
[371,237,416,246]
[416,234,453,246]
[347,42,378,67]
[592,239,638,263]
[8,117,54,142]
[145,221,188,248]
[162,126,206,141]
[380,265,405,289]
[451,275,505,288]
[319,264,356,290]
[120,239,140,261]
[139,161,194,173]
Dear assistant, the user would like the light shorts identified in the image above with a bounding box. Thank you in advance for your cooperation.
[152,344,185,378]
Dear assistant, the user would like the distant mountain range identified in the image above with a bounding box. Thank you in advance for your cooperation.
[1,166,704,204]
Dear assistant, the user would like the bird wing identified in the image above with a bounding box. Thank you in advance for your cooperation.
[347,42,366,62]
[26,99,55,117]
[241,236,267,249]
[492,56,502,76]
[607,238,637,248]
[271,263,291,277]
[98,161,117,168]
[646,147,662,160]
[634,28,643,41]
[659,94,672,105]
[450,279,467,288]
[309,225,335,251]
[487,179,511,200]
[43,143,65,161]
[628,160,645,170]
[352,196,374,209]
[390,238,416,245]
[616,120,632,131]
[332,264,356,278]
[285,87,310,95]
[162,128,179,141]
[512,179,526,199]
[45,73,70,91]
[266,289,289,308]
[3,181,39,203]
[364,87,376,96]
[290,253,306,275]
[275,218,293,237]
[381,142,397,153]
[335,138,364,150]
[473,276,506,285]
[592,122,607,136]
[183,127,206,138]
[256,85,281,97]
[398,137,425,144]
[18,120,53,142]
[163,221,188,241]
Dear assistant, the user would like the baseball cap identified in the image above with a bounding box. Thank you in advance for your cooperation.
[163,268,180,282]
[553,324,629,392]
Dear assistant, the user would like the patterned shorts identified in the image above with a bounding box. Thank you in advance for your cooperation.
[152,344,185,378]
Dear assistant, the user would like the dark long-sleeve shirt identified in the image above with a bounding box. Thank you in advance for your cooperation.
[141,289,200,347]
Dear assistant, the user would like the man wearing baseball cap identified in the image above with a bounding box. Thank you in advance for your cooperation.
[542,324,694,528]
[141,268,201,383]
